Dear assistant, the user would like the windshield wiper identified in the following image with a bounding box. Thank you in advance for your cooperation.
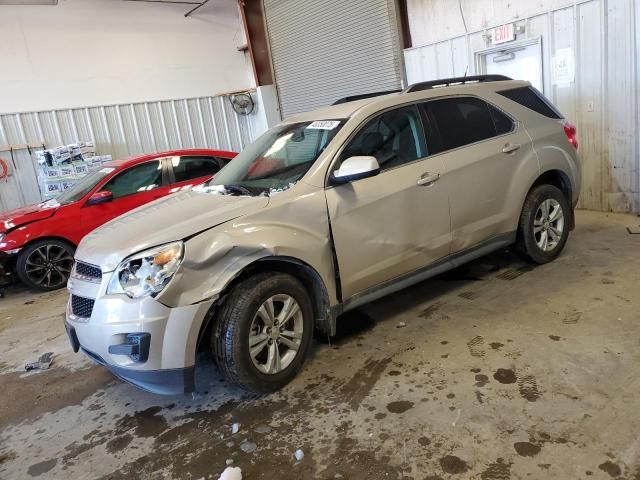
[224,184,253,196]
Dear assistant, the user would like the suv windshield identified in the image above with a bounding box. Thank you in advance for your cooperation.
[208,120,344,195]
[56,167,115,205]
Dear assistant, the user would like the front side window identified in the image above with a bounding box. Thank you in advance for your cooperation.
[208,120,344,195]
[100,160,163,198]
[338,105,427,172]
[171,156,221,183]
[423,97,512,153]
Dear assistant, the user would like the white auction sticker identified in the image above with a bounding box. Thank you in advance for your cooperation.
[307,120,340,130]
[99,167,115,174]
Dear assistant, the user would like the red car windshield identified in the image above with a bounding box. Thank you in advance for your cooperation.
[56,167,116,205]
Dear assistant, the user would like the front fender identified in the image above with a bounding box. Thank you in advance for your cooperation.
[157,222,337,309]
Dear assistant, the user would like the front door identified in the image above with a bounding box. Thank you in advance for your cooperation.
[79,159,169,235]
[325,104,451,299]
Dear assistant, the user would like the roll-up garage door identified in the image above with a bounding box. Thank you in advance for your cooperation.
[263,0,404,119]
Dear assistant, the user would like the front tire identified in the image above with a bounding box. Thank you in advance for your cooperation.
[212,273,314,393]
[516,185,570,264]
[16,239,75,291]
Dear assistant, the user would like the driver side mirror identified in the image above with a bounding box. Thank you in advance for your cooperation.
[87,190,113,205]
[330,156,380,186]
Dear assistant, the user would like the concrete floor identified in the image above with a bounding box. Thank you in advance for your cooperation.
[1,210,639,480]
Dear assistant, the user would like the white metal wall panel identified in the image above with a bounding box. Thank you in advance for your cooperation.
[403,0,639,213]
[0,95,258,214]
[263,0,404,118]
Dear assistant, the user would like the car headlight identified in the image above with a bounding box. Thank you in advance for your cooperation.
[107,241,184,298]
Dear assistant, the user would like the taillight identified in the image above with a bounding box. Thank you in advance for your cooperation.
[563,121,578,150]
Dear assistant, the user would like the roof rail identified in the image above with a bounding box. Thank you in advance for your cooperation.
[404,75,512,93]
[332,89,402,105]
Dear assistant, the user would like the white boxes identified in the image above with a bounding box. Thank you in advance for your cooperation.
[34,140,108,200]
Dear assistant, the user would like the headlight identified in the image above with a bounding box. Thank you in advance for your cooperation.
[107,241,184,298]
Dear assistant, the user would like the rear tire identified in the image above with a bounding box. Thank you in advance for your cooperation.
[212,273,314,393]
[516,185,570,264]
[16,239,75,291]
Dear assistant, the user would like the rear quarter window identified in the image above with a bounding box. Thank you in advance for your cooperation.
[498,87,563,119]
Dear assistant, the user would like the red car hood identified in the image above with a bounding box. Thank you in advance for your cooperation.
[0,201,59,232]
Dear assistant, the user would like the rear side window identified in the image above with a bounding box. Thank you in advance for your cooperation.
[171,156,221,183]
[498,87,563,119]
[422,97,509,153]
[489,104,515,135]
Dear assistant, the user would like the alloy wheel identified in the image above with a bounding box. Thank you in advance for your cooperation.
[24,244,74,289]
[249,294,304,375]
[533,199,564,252]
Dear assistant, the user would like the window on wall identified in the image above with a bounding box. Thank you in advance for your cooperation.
[421,97,513,154]
[171,156,222,183]
[338,105,427,171]
[101,160,163,198]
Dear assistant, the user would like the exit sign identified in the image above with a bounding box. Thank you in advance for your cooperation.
[492,23,515,45]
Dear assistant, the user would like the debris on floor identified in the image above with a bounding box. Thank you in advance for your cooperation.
[24,352,54,371]
[254,425,272,434]
[294,449,304,462]
[397,322,407,328]
[239,440,257,454]
[626,225,640,234]
[231,423,240,434]
[219,466,242,480]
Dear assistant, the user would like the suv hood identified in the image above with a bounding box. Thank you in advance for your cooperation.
[0,200,59,232]
[78,190,269,272]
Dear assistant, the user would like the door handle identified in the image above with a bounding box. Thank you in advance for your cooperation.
[417,172,441,187]
[502,143,521,154]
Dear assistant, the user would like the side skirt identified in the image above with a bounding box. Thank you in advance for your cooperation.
[337,231,516,315]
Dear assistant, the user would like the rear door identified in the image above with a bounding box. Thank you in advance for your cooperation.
[325,104,451,299]
[420,96,537,252]
[78,159,170,233]
[166,155,226,193]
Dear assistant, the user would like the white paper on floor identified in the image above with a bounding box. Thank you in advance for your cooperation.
[219,466,242,480]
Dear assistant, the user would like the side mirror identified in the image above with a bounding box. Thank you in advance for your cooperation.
[331,156,380,185]
[87,190,113,205]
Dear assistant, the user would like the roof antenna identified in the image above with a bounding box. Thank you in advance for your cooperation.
[464,66,469,77]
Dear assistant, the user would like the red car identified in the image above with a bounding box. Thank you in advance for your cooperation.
[0,149,236,291]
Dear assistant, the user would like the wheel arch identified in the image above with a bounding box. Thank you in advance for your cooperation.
[17,235,77,254]
[522,169,575,230]
[196,255,335,355]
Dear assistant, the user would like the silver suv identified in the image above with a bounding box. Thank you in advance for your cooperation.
[65,76,581,394]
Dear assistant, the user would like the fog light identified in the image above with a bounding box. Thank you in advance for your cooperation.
[108,333,150,363]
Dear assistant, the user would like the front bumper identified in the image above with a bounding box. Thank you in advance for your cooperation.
[65,275,215,395]
[0,251,16,286]
[65,322,195,395]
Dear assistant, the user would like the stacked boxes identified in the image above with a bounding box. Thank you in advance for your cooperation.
[35,141,113,200]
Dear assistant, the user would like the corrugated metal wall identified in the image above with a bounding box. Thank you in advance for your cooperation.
[263,0,405,119]
[404,0,639,213]
[0,94,259,214]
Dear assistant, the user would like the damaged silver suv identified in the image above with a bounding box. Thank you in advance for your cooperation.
[65,76,581,394]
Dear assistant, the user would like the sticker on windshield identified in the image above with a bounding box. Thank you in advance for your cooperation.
[99,167,115,174]
[307,120,340,130]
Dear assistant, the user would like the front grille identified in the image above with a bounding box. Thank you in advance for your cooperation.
[71,295,95,319]
[74,261,102,281]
